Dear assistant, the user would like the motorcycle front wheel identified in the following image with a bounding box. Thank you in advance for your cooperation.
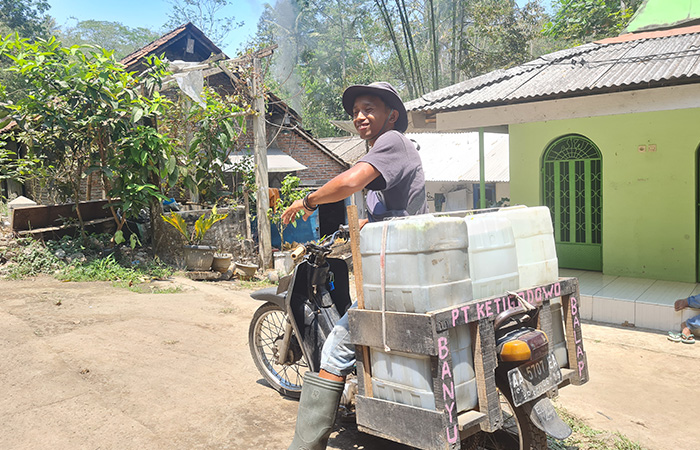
[463,380,547,450]
[248,301,307,398]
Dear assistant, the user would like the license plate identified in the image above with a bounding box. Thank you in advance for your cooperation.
[508,353,562,407]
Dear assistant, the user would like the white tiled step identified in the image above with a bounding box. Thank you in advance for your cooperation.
[559,270,700,333]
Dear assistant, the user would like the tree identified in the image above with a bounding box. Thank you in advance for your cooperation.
[164,0,243,46]
[0,36,175,241]
[544,0,643,43]
[249,0,549,138]
[459,0,546,78]
[0,0,51,38]
[56,19,162,60]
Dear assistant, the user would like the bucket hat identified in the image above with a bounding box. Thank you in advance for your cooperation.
[342,82,408,133]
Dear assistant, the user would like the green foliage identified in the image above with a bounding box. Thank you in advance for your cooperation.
[0,237,63,279]
[0,0,51,39]
[267,174,308,246]
[0,139,39,183]
[55,19,162,60]
[161,205,229,245]
[459,0,546,78]
[57,253,173,283]
[0,35,176,229]
[184,88,248,203]
[0,234,174,285]
[254,0,547,137]
[544,0,643,43]
[159,86,248,205]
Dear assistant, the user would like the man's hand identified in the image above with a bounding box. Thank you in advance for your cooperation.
[281,199,313,225]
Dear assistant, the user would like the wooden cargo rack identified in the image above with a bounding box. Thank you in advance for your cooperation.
[347,277,589,450]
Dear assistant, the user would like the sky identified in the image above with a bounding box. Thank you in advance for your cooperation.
[47,0,266,56]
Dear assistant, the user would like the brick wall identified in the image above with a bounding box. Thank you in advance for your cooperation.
[236,118,347,187]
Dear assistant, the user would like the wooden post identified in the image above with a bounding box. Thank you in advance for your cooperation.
[561,281,589,385]
[347,205,372,397]
[473,319,502,432]
[252,56,272,269]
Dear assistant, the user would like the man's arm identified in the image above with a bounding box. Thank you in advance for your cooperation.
[281,162,380,225]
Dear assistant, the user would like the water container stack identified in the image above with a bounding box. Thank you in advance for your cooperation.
[496,206,567,366]
[359,206,564,413]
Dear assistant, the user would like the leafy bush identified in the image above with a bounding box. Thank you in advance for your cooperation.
[1,236,173,284]
[0,238,64,279]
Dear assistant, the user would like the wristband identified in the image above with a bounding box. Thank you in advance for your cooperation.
[303,194,318,211]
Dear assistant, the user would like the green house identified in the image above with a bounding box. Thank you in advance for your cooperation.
[406,0,700,285]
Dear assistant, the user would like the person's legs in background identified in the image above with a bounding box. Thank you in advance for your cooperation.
[673,295,699,344]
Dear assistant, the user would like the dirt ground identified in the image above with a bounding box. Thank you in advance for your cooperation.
[0,275,697,450]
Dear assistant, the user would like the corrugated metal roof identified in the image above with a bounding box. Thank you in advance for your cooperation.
[406,26,700,113]
[320,132,509,183]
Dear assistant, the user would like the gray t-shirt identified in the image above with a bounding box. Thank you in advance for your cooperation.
[358,130,428,221]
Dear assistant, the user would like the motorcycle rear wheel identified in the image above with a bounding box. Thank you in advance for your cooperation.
[463,381,547,450]
[248,302,308,399]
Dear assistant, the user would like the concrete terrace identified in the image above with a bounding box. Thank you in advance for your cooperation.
[560,269,700,333]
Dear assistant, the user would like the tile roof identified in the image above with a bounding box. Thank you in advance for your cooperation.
[120,22,224,71]
[405,25,700,113]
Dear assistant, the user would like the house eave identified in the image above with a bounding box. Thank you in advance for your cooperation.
[408,83,700,133]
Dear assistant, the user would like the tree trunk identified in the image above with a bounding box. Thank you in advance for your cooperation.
[375,0,414,98]
[428,0,439,90]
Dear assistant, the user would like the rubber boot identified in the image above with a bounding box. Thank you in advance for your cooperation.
[288,372,345,450]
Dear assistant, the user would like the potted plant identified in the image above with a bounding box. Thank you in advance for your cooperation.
[161,206,229,271]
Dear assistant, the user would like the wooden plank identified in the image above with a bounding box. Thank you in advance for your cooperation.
[12,199,115,232]
[356,395,448,450]
[16,217,115,238]
[354,340,369,397]
[472,319,502,432]
[346,205,372,398]
[431,278,579,331]
[561,280,589,386]
[458,410,487,433]
[348,309,436,355]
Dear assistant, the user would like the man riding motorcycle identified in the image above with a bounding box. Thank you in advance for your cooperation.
[280,81,428,450]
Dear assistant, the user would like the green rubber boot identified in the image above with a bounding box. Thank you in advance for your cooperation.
[288,372,345,450]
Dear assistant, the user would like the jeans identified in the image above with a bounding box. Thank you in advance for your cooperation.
[320,303,357,377]
[686,295,700,331]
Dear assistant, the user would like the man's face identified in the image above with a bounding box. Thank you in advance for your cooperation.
[352,94,395,143]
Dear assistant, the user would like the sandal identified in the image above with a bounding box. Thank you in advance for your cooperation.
[680,332,696,344]
[668,332,682,342]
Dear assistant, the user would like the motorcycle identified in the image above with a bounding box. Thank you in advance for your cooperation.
[249,224,582,450]
[248,226,353,399]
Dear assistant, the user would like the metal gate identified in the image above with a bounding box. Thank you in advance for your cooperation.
[542,135,602,271]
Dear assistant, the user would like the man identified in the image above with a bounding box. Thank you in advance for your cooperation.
[281,82,428,450]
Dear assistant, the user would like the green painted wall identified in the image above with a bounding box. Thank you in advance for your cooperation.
[510,108,700,282]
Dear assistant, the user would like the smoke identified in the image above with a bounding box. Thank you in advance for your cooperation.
[268,0,303,114]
